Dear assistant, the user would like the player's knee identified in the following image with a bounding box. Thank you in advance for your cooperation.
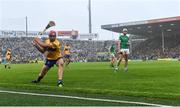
[125,57,128,62]
[60,62,64,66]
[59,59,64,66]
[119,56,123,60]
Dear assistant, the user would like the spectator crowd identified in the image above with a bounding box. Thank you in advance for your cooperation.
[0,35,179,63]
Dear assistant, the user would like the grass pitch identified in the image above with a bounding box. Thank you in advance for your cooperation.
[0,61,180,106]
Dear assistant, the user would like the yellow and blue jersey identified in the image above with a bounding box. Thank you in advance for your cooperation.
[64,45,71,55]
[44,38,62,60]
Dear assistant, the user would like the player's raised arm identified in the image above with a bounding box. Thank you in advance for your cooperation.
[33,37,46,53]
[33,37,51,48]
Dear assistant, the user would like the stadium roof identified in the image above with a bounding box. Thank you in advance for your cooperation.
[101,16,180,36]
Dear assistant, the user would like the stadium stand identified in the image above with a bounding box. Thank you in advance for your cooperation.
[0,37,113,63]
[0,35,179,63]
[132,34,180,60]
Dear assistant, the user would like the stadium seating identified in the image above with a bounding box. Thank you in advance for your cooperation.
[0,35,179,63]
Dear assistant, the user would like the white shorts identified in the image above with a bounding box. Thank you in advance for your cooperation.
[120,49,130,54]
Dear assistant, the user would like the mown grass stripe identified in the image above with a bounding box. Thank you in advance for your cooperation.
[0,90,170,107]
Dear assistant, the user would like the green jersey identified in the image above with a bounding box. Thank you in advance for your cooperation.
[119,34,129,49]
[110,45,116,54]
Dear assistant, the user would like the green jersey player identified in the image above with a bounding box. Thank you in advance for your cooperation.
[109,44,116,67]
[116,28,130,72]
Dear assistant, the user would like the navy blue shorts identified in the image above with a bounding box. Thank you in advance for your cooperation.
[45,58,61,68]
[64,55,70,59]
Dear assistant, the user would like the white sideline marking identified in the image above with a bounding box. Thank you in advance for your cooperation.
[0,90,170,106]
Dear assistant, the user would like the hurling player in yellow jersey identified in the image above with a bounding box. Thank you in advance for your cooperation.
[63,43,71,67]
[5,48,12,69]
[32,30,64,87]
